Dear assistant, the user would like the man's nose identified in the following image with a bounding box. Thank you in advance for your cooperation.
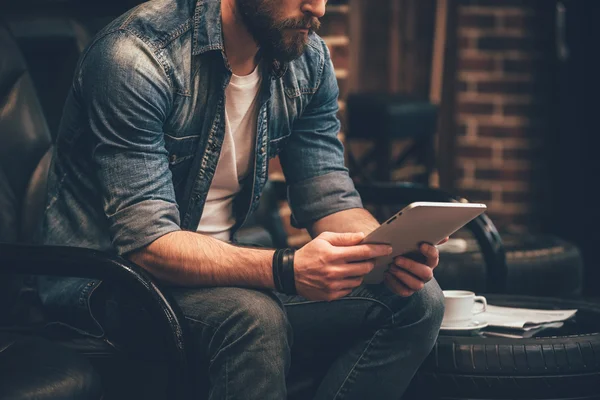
[301,0,326,19]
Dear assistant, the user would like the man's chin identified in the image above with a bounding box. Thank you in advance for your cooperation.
[270,38,309,62]
[273,48,306,62]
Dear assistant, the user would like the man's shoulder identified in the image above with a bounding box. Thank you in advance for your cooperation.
[77,0,196,89]
[96,0,195,53]
[288,34,332,73]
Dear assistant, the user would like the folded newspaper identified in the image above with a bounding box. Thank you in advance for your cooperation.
[482,322,565,339]
[480,305,577,330]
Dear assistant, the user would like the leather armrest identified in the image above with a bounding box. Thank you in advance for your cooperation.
[0,242,192,399]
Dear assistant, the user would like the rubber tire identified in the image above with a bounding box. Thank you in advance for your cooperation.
[404,295,600,400]
[435,233,584,298]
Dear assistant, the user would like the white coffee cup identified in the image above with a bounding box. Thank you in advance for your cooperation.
[442,290,487,327]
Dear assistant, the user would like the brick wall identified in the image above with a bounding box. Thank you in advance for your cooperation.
[454,0,551,230]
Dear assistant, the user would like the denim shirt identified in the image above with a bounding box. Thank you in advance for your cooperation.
[37,0,362,335]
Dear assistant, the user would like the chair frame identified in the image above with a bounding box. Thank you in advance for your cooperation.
[0,243,193,399]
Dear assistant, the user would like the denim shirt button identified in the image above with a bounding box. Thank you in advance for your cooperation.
[254,195,260,201]
[169,154,177,163]
[259,146,265,155]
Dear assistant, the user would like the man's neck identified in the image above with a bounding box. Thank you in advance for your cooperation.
[221,0,260,76]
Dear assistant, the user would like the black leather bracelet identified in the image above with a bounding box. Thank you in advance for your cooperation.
[272,249,285,293]
[280,248,297,295]
[272,248,296,295]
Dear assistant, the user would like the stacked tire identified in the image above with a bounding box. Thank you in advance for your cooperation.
[434,233,584,298]
[404,296,600,400]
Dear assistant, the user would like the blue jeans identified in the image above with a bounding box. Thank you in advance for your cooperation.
[91,279,444,399]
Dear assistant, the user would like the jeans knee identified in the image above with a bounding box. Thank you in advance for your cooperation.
[175,287,292,382]
[240,292,291,343]
[215,289,292,356]
[424,279,445,328]
[409,278,445,344]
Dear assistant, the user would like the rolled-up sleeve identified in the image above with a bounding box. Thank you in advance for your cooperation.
[78,30,180,255]
[279,39,363,229]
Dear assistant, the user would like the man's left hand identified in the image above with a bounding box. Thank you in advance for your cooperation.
[384,237,448,297]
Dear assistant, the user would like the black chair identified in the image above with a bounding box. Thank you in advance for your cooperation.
[0,19,193,400]
[345,93,438,185]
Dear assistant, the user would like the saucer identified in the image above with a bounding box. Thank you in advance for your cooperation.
[440,320,488,331]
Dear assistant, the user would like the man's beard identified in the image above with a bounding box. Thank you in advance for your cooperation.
[236,0,321,62]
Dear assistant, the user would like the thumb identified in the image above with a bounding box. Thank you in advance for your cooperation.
[318,231,366,246]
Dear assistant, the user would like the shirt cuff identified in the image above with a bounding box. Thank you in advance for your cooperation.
[108,199,181,255]
[288,171,363,229]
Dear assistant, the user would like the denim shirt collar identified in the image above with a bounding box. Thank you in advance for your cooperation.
[192,0,224,55]
[191,0,287,78]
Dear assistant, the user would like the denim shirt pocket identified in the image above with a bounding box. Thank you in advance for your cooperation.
[284,80,319,99]
[164,133,201,188]
[283,53,322,100]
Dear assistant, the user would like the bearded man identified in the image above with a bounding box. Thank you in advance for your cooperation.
[38,0,445,398]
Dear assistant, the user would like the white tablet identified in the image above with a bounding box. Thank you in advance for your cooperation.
[361,201,487,284]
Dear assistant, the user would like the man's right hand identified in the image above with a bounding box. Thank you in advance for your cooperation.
[293,232,392,301]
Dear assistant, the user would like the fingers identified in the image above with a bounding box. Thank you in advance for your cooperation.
[343,260,376,278]
[318,231,366,246]
[335,244,392,262]
[337,277,364,291]
[395,244,439,271]
[323,277,364,293]
[384,272,415,297]
[388,266,425,291]
[326,261,375,280]
[333,289,354,300]
[322,279,362,301]
[419,242,440,269]
[393,256,434,282]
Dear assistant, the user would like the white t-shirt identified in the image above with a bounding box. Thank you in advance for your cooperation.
[196,64,262,241]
